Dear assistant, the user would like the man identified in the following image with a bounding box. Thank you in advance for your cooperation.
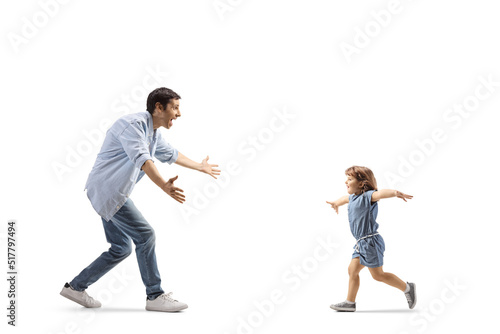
[60,87,220,312]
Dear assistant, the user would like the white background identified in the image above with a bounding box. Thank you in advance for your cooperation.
[1,0,499,333]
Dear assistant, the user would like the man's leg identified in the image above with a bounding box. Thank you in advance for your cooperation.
[69,211,133,291]
[107,199,164,300]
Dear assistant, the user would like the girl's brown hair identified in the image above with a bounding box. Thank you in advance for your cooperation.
[345,166,378,193]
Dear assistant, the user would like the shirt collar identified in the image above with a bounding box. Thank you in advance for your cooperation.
[146,111,155,137]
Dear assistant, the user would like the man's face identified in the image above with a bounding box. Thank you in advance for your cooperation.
[156,98,181,129]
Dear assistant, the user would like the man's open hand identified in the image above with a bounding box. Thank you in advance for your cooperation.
[162,175,185,203]
[201,156,221,179]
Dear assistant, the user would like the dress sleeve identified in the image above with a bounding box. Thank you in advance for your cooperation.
[364,190,376,207]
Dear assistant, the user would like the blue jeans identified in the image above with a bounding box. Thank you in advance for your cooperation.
[70,199,164,300]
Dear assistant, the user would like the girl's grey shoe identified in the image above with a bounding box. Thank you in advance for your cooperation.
[60,283,102,308]
[405,282,417,309]
[330,301,356,312]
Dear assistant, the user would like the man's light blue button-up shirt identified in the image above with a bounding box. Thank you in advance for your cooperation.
[85,111,178,221]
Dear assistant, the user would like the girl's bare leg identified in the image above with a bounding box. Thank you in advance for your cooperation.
[368,266,406,291]
[347,257,365,302]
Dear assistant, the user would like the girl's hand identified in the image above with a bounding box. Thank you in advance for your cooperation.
[395,191,413,202]
[326,200,340,214]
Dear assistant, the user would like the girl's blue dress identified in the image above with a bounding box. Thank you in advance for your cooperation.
[348,190,386,268]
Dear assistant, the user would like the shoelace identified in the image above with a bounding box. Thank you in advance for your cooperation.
[82,291,96,304]
[160,292,177,303]
[405,291,412,304]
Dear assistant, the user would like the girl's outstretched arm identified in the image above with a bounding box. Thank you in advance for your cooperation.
[371,189,413,202]
[326,195,349,214]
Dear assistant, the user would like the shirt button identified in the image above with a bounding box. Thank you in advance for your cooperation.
[116,205,120,209]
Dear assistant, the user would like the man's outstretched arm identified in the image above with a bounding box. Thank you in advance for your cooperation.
[175,152,221,179]
[141,160,185,203]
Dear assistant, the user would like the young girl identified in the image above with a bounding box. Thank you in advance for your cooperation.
[326,166,416,312]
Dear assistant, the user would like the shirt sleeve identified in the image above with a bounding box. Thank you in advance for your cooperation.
[118,122,153,169]
[154,131,178,164]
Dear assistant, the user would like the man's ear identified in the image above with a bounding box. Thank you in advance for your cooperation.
[154,102,164,113]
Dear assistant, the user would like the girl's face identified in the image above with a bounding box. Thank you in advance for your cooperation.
[345,174,363,195]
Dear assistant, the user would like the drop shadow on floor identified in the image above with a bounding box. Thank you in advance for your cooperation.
[91,307,188,313]
[92,307,145,313]
[355,309,412,313]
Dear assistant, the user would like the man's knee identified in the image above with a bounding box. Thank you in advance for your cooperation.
[142,227,156,245]
[110,242,133,259]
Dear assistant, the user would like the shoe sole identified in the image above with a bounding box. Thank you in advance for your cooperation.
[410,283,417,309]
[330,305,355,312]
[145,304,188,312]
[60,289,101,308]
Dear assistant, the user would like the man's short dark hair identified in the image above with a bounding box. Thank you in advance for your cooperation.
[146,87,181,115]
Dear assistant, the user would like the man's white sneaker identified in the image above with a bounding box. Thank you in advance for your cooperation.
[60,283,102,308]
[146,292,188,312]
